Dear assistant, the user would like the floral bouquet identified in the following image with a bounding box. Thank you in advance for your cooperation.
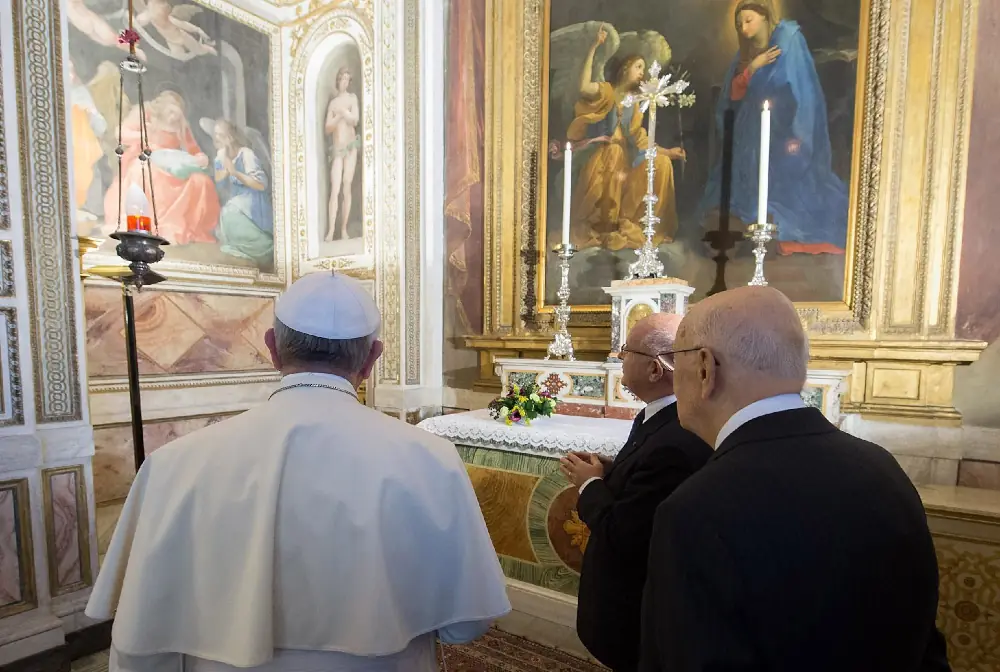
[488,382,559,426]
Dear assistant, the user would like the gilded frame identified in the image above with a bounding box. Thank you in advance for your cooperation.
[42,465,93,597]
[288,7,377,278]
[484,0,888,335]
[75,0,287,289]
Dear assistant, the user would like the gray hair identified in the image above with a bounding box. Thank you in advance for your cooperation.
[689,305,809,382]
[638,322,677,356]
[273,318,377,374]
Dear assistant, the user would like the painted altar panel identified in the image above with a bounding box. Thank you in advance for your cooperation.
[66,0,284,285]
[459,446,584,596]
[542,0,861,308]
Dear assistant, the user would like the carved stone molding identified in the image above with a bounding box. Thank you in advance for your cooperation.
[403,0,420,386]
[0,308,24,429]
[0,39,9,232]
[11,0,82,423]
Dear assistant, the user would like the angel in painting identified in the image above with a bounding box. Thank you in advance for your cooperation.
[699,0,848,256]
[66,0,146,60]
[549,23,687,251]
[136,0,217,59]
[202,118,274,267]
[324,66,361,242]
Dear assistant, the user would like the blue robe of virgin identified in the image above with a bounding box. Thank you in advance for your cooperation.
[699,20,849,251]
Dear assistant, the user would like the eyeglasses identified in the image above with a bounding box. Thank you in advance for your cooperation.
[619,346,677,372]
[619,346,717,372]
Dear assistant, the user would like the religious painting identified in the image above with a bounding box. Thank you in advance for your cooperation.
[66,0,282,282]
[308,35,366,260]
[443,0,487,388]
[542,0,862,306]
[287,16,375,278]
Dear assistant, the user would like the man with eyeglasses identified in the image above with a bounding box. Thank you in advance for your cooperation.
[560,312,712,672]
[639,286,949,672]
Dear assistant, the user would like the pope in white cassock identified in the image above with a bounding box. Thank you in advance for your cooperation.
[87,271,512,672]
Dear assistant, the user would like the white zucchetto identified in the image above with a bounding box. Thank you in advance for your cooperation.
[275,271,381,339]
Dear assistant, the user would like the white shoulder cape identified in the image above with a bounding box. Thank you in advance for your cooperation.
[87,379,511,667]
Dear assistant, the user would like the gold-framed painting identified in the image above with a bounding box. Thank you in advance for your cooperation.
[287,7,377,279]
[486,0,887,333]
[66,0,285,287]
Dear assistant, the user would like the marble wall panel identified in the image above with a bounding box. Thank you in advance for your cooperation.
[93,414,235,504]
[957,460,1000,491]
[42,467,90,595]
[85,287,274,377]
[0,479,34,617]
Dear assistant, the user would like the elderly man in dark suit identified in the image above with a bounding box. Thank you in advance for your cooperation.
[640,286,950,672]
[560,313,712,672]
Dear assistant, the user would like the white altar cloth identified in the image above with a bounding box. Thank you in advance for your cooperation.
[417,409,632,459]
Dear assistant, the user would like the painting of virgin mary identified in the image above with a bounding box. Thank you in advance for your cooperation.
[699,0,849,256]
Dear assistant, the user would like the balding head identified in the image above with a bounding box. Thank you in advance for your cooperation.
[620,311,683,403]
[671,287,809,444]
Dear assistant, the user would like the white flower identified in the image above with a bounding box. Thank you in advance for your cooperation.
[499,406,510,418]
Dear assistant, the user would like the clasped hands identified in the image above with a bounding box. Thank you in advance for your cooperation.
[560,451,613,488]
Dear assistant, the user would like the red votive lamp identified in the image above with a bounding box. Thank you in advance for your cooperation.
[125,184,152,234]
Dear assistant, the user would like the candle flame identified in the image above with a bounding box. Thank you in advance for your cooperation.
[565,142,572,151]
[763,100,771,111]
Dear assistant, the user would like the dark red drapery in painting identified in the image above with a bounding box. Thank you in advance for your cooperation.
[444,0,485,334]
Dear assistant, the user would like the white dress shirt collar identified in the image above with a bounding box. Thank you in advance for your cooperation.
[714,393,805,449]
[643,394,677,423]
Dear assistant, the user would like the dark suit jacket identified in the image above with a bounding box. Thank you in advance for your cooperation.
[640,407,951,672]
[576,403,712,672]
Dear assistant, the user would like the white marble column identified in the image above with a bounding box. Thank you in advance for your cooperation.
[0,0,99,663]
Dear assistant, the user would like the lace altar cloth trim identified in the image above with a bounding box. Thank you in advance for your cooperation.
[417,409,632,458]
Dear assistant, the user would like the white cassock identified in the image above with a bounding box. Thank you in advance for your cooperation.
[87,372,512,672]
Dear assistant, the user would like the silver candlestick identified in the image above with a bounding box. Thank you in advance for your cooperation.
[629,147,665,279]
[546,243,576,361]
[622,60,696,279]
[746,221,778,286]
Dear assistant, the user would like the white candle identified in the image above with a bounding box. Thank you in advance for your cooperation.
[648,109,656,149]
[757,101,771,225]
[561,142,572,247]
